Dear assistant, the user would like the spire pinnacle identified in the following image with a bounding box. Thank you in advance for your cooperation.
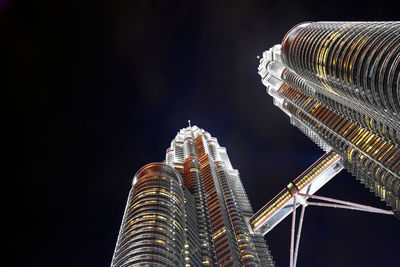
[188,120,191,127]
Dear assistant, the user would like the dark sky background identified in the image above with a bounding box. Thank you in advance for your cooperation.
[3,1,400,266]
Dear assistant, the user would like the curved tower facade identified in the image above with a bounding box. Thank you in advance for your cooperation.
[258,21,400,218]
[112,126,275,266]
[282,22,400,122]
[111,163,186,267]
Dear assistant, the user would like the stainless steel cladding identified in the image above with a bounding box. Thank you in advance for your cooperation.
[111,163,186,267]
[112,126,275,266]
[282,22,400,120]
[259,21,400,218]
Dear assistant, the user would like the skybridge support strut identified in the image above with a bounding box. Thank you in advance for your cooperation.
[293,204,305,267]
[298,193,394,215]
[289,197,296,267]
[288,193,394,267]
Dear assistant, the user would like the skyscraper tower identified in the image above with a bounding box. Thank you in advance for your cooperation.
[111,125,274,266]
[257,21,400,219]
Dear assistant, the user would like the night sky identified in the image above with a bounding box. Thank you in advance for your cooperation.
[4,1,399,266]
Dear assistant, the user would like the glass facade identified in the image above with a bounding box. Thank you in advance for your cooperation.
[282,22,400,120]
[112,126,275,266]
[258,21,400,219]
[111,163,186,267]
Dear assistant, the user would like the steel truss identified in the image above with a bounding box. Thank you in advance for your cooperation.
[289,193,394,267]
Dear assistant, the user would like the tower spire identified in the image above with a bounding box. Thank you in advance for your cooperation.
[188,120,191,127]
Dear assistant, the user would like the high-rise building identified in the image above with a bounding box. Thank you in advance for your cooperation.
[257,21,400,219]
[111,125,274,266]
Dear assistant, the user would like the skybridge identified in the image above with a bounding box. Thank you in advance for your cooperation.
[250,151,395,267]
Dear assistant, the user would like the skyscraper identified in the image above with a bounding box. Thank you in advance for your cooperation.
[257,21,400,219]
[111,125,274,266]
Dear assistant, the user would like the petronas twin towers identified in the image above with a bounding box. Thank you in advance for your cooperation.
[111,126,274,266]
[258,22,399,218]
[112,21,399,266]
